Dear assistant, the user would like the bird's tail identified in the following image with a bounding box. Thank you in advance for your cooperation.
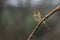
[43,21,50,30]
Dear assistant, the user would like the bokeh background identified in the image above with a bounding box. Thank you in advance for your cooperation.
[0,0,60,40]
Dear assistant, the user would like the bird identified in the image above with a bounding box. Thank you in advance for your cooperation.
[34,11,49,30]
[34,11,44,23]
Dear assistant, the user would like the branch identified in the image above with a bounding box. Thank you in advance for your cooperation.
[27,6,60,40]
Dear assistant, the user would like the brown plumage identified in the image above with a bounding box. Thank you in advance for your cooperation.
[34,11,41,22]
[34,11,45,23]
[34,11,49,30]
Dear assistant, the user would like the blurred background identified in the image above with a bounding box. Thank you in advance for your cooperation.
[0,0,60,40]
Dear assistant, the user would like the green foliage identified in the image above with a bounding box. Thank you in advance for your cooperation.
[2,9,14,25]
[26,15,36,30]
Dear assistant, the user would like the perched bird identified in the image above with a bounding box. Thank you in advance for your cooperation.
[34,11,45,23]
[34,11,49,30]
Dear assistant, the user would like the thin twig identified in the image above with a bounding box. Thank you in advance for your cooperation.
[27,6,60,40]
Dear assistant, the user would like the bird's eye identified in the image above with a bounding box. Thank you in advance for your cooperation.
[35,12,38,14]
